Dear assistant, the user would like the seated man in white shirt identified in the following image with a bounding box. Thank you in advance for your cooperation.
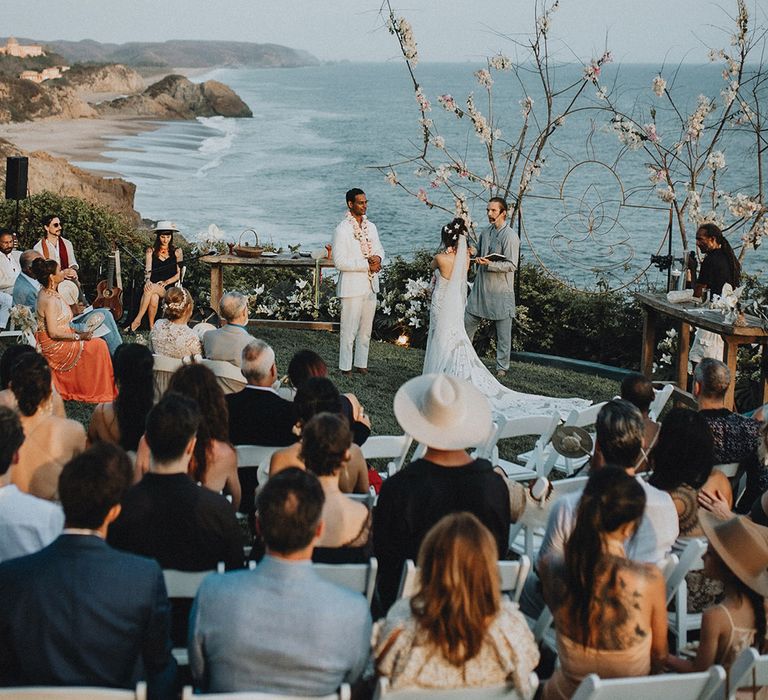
[0,407,64,563]
[520,399,678,618]
[0,230,21,328]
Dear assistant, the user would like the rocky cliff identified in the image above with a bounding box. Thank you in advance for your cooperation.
[95,74,252,119]
[0,138,139,221]
[59,63,145,96]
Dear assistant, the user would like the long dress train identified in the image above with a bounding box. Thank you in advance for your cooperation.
[423,234,590,421]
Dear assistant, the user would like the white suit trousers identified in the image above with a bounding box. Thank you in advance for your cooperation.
[339,290,377,371]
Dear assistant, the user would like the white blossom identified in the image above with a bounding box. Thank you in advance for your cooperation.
[385,171,398,186]
[520,96,534,117]
[466,94,493,145]
[432,135,445,149]
[474,69,494,89]
[652,76,666,97]
[707,151,726,171]
[595,87,608,101]
[388,16,418,66]
[657,186,676,203]
[415,87,431,113]
[724,192,761,218]
[686,95,714,142]
[489,53,512,71]
[644,123,660,143]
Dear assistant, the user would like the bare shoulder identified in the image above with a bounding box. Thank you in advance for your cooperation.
[616,559,664,590]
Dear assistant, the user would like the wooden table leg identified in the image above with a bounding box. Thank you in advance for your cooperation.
[641,307,657,376]
[762,341,768,406]
[210,264,223,313]
[677,322,691,391]
[723,336,739,410]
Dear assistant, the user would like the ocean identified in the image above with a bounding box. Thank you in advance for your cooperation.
[74,62,766,289]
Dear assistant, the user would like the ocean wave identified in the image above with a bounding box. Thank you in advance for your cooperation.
[195,116,239,176]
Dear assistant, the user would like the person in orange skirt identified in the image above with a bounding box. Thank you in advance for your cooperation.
[31,257,115,404]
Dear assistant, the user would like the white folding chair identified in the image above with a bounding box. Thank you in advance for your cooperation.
[480,414,561,482]
[163,564,224,666]
[728,647,768,699]
[313,557,378,605]
[508,476,589,561]
[152,354,183,399]
[182,684,351,700]
[373,676,538,699]
[548,402,606,476]
[649,382,675,421]
[397,558,531,604]
[571,666,725,700]
[668,537,709,652]
[235,444,281,508]
[199,357,247,395]
[361,434,414,476]
[0,685,147,699]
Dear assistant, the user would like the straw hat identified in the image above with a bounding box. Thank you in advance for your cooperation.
[551,425,593,459]
[57,280,79,306]
[699,510,768,597]
[393,374,492,450]
[152,220,180,233]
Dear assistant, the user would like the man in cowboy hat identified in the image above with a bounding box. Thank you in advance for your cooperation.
[373,374,511,611]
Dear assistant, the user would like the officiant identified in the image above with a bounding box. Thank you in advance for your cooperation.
[465,197,520,378]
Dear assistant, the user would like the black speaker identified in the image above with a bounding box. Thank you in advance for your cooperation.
[5,156,28,200]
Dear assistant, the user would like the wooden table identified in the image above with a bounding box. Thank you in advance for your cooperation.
[636,292,768,409]
[201,254,335,316]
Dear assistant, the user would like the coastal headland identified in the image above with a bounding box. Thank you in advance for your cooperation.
[0,38,317,220]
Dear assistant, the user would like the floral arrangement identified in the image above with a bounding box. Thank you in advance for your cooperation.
[655,328,678,371]
[710,283,744,322]
[9,305,37,345]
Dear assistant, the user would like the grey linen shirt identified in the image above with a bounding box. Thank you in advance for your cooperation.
[466,220,520,320]
[189,555,372,695]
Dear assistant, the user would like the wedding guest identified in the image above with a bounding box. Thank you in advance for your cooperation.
[269,377,369,494]
[0,229,21,328]
[203,291,255,367]
[649,408,733,538]
[33,215,79,282]
[33,257,115,403]
[288,349,370,445]
[333,187,385,375]
[134,364,240,509]
[0,443,177,697]
[9,353,86,501]
[127,221,183,332]
[694,358,762,510]
[302,413,371,563]
[373,374,508,612]
[150,286,202,359]
[88,343,154,451]
[666,512,767,673]
[0,344,65,417]
[189,468,371,695]
[0,407,64,563]
[540,468,668,699]
[226,340,296,446]
[620,372,659,470]
[375,513,538,694]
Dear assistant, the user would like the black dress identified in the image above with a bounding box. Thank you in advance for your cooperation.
[149,248,179,284]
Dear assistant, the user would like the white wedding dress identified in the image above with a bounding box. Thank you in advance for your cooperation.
[423,235,591,421]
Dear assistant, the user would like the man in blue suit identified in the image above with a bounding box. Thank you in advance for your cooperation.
[0,443,176,699]
[13,249,122,354]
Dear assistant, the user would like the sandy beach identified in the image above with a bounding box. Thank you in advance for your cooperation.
[2,117,159,173]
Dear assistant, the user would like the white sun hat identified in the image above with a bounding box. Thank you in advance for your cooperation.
[393,374,493,450]
[152,220,181,233]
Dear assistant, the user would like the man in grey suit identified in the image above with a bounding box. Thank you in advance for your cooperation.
[189,468,371,695]
[0,443,176,698]
[465,197,520,377]
[203,291,255,367]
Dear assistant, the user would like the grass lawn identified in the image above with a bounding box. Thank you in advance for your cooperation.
[6,327,620,462]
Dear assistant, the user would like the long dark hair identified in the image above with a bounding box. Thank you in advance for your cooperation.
[440,217,467,249]
[167,364,229,484]
[113,344,154,451]
[649,408,715,491]
[697,223,741,285]
[564,468,646,646]
[152,230,176,259]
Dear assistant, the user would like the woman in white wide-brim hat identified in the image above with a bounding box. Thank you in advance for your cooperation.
[126,220,183,332]
[667,512,768,673]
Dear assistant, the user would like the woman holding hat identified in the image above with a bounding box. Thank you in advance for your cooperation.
[666,512,768,673]
[126,221,183,332]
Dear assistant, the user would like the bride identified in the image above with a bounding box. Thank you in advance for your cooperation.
[423,218,590,420]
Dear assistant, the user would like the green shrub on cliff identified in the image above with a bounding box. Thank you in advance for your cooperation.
[0,192,147,295]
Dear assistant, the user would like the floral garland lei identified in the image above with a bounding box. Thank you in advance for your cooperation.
[346,212,373,258]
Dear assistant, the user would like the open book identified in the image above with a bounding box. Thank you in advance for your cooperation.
[472,253,509,262]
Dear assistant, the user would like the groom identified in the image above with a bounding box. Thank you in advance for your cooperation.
[333,188,385,375]
[465,197,520,378]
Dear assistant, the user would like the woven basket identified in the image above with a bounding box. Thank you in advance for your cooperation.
[233,229,264,258]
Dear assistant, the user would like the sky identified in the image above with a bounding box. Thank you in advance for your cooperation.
[3,0,766,64]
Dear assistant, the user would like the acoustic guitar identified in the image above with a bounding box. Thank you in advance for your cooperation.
[93,246,123,322]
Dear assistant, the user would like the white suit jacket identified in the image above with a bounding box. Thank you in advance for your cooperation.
[332,216,385,298]
[0,250,21,294]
